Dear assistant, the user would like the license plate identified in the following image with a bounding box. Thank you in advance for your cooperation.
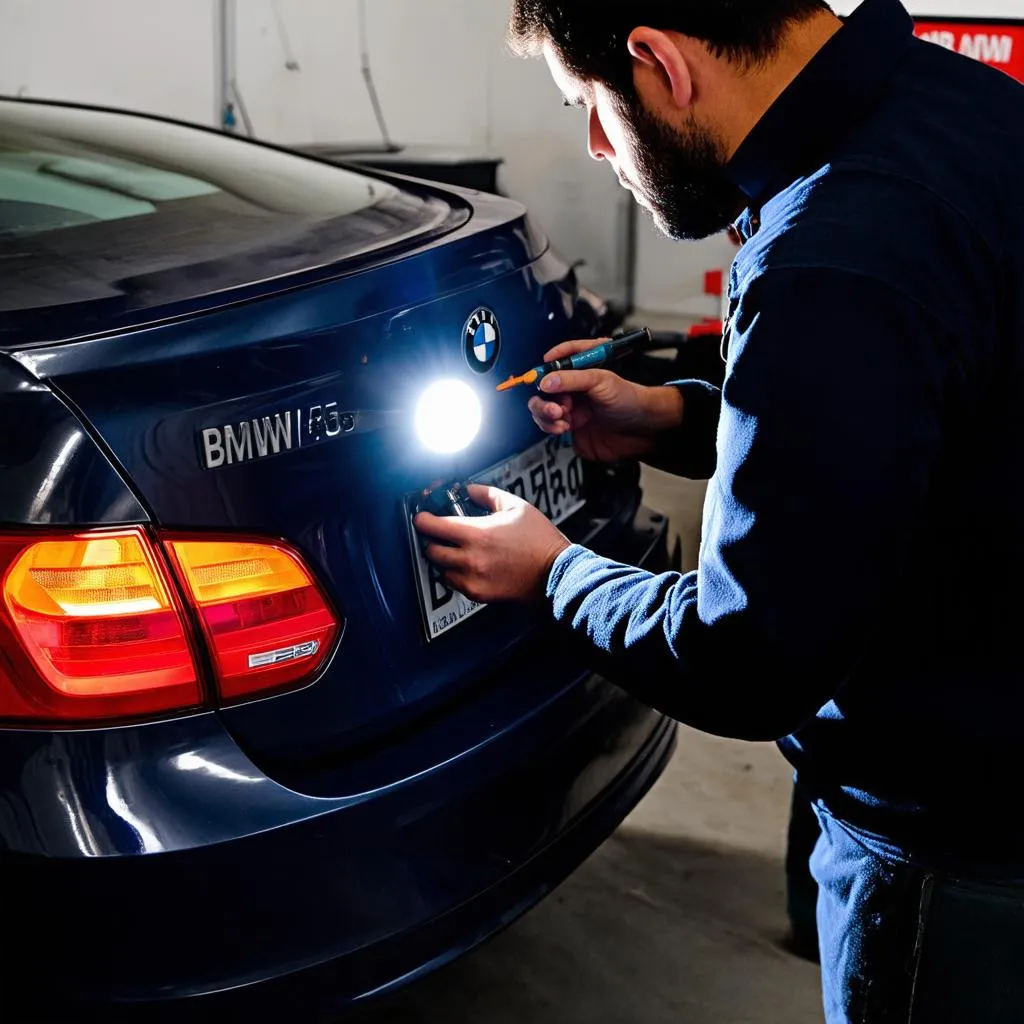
[408,437,586,641]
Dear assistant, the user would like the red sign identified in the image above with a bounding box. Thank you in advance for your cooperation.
[914,20,1024,83]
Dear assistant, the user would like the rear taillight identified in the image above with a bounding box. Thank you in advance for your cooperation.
[166,539,338,702]
[0,529,339,724]
[0,529,201,721]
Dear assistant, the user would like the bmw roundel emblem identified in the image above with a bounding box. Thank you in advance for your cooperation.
[464,308,501,374]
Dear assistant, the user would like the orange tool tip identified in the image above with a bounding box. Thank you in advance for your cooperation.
[496,369,539,392]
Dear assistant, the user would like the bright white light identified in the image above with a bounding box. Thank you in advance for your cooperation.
[415,379,482,454]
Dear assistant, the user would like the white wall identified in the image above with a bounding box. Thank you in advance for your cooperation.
[231,0,635,302]
[1,0,1020,310]
[0,0,215,124]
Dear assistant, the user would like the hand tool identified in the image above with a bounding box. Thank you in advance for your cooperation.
[496,328,652,392]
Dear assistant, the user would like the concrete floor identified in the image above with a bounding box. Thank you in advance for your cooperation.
[356,470,825,1024]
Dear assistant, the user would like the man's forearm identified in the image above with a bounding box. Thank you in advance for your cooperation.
[643,385,685,433]
[640,381,722,480]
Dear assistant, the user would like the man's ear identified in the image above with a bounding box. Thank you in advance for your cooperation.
[627,27,693,110]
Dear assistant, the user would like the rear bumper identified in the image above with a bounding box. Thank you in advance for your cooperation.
[3,700,674,1023]
[0,506,677,1021]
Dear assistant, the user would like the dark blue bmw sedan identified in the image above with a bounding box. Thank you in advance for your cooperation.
[0,98,676,1021]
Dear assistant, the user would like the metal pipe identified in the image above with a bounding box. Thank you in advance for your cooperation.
[216,0,245,133]
[271,0,301,71]
[231,77,256,137]
[214,0,256,136]
[358,0,396,151]
[214,0,229,129]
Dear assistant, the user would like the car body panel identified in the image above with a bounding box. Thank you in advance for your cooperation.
[0,354,147,525]
[8,219,615,764]
[2,685,673,1020]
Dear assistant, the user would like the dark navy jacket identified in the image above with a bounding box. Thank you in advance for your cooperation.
[546,0,1024,868]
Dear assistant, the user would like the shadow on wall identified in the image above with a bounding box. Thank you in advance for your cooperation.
[355,829,822,1024]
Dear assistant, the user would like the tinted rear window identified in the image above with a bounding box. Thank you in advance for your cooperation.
[0,101,464,338]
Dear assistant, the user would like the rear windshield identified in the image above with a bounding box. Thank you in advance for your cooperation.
[0,101,463,340]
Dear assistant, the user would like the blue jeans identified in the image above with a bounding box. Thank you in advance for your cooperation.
[811,811,923,1022]
[811,810,1024,1024]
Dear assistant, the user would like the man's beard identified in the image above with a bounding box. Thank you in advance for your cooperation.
[616,94,744,241]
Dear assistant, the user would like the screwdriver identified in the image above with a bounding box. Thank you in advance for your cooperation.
[496,327,652,392]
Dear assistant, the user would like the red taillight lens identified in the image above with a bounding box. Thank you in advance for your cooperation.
[0,529,202,722]
[0,528,338,724]
[166,539,338,701]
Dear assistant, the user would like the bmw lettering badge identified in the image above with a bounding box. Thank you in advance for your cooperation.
[464,308,501,374]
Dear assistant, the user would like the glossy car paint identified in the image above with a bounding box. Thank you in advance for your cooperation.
[0,99,676,1020]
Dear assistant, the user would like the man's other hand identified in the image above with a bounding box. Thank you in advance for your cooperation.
[527,338,685,462]
[414,485,571,604]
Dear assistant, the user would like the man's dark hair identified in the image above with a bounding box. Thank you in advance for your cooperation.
[509,0,832,94]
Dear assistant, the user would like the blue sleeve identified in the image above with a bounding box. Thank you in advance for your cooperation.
[547,267,964,741]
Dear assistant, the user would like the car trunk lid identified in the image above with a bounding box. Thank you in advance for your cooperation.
[11,200,626,761]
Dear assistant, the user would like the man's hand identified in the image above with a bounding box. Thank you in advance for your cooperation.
[527,338,685,462]
[414,485,571,604]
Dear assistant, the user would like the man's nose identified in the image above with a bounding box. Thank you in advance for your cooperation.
[587,107,615,162]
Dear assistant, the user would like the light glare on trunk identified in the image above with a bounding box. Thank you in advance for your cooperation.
[415,379,482,454]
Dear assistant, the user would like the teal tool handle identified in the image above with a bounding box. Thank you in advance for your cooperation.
[568,343,615,370]
[538,328,652,380]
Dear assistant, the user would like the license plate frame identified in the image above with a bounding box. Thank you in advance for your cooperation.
[406,437,586,642]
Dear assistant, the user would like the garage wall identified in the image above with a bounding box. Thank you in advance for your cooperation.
[1,0,1020,310]
[0,0,216,125]
[232,0,636,304]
